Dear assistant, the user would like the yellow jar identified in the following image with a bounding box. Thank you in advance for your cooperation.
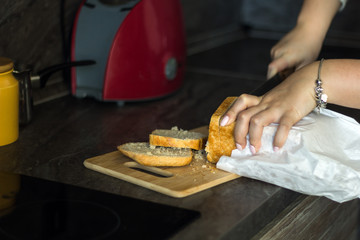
[0,57,19,146]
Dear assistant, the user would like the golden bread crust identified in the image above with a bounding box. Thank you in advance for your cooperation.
[117,143,193,167]
[149,134,206,150]
[205,97,237,163]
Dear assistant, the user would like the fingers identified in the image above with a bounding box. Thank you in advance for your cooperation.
[244,108,279,153]
[221,93,302,154]
[222,94,285,153]
[273,115,297,149]
[268,38,305,79]
[220,94,261,126]
[235,106,299,154]
[233,105,266,151]
[267,45,285,79]
[267,56,297,80]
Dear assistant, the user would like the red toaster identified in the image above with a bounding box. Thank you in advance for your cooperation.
[71,0,186,103]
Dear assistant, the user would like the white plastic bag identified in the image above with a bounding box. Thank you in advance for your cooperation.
[217,109,360,203]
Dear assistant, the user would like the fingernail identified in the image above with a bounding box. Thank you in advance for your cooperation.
[220,116,229,126]
[267,67,277,80]
[236,143,242,151]
[274,146,280,152]
[250,145,256,155]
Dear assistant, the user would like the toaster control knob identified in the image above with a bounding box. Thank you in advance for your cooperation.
[164,58,177,81]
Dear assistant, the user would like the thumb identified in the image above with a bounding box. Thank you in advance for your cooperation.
[267,57,290,79]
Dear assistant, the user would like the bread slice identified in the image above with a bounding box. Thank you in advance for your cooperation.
[205,97,237,163]
[149,126,207,150]
[117,142,193,167]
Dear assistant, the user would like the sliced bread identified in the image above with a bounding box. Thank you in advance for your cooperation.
[117,142,193,167]
[205,97,237,163]
[149,126,207,150]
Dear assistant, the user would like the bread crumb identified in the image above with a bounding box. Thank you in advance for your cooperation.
[194,149,207,162]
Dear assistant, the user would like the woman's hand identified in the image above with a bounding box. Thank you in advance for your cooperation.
[267,25,322,79]
[267,0,341,79]
[222,63,319,154]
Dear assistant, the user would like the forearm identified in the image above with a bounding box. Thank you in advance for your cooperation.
[296,0,341,41]
[287,59,360,110]
[223,59,360,152]
[267,0,343,78]
[320,59,360,109]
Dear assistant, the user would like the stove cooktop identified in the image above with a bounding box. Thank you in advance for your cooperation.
[0,173,200,240]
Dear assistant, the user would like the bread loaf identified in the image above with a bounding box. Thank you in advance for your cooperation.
[150,126,207,150]
[205,97,237,163]
[118,142,193,167]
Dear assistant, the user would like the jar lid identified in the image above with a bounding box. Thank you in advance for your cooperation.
[0,57,14,73]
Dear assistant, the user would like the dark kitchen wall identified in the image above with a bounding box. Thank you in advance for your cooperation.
[0,0,244,104]
[0,0,243,75]
[0,1,83,104]
[181,0,244,55]
[0,1,80,77]
[1,0,360,104]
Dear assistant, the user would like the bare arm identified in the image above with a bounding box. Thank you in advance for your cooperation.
[222,59,360,153]
[267,0,341,79]
[321,59,360,108]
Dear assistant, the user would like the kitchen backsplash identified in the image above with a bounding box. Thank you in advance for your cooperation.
[0,0,244,104]
[1,1,83,105]
[1,0,359,104]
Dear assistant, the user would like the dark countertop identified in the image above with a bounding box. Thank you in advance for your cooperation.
[1,38,360,239]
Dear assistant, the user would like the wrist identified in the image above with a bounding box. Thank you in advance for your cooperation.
[314,59,328,112]
[294,21,326,43]
[285,61,320,111]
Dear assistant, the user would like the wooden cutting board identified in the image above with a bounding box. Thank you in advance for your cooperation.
[83,126,240,198]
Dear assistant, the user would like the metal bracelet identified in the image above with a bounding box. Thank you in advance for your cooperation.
[314,58,328,112]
